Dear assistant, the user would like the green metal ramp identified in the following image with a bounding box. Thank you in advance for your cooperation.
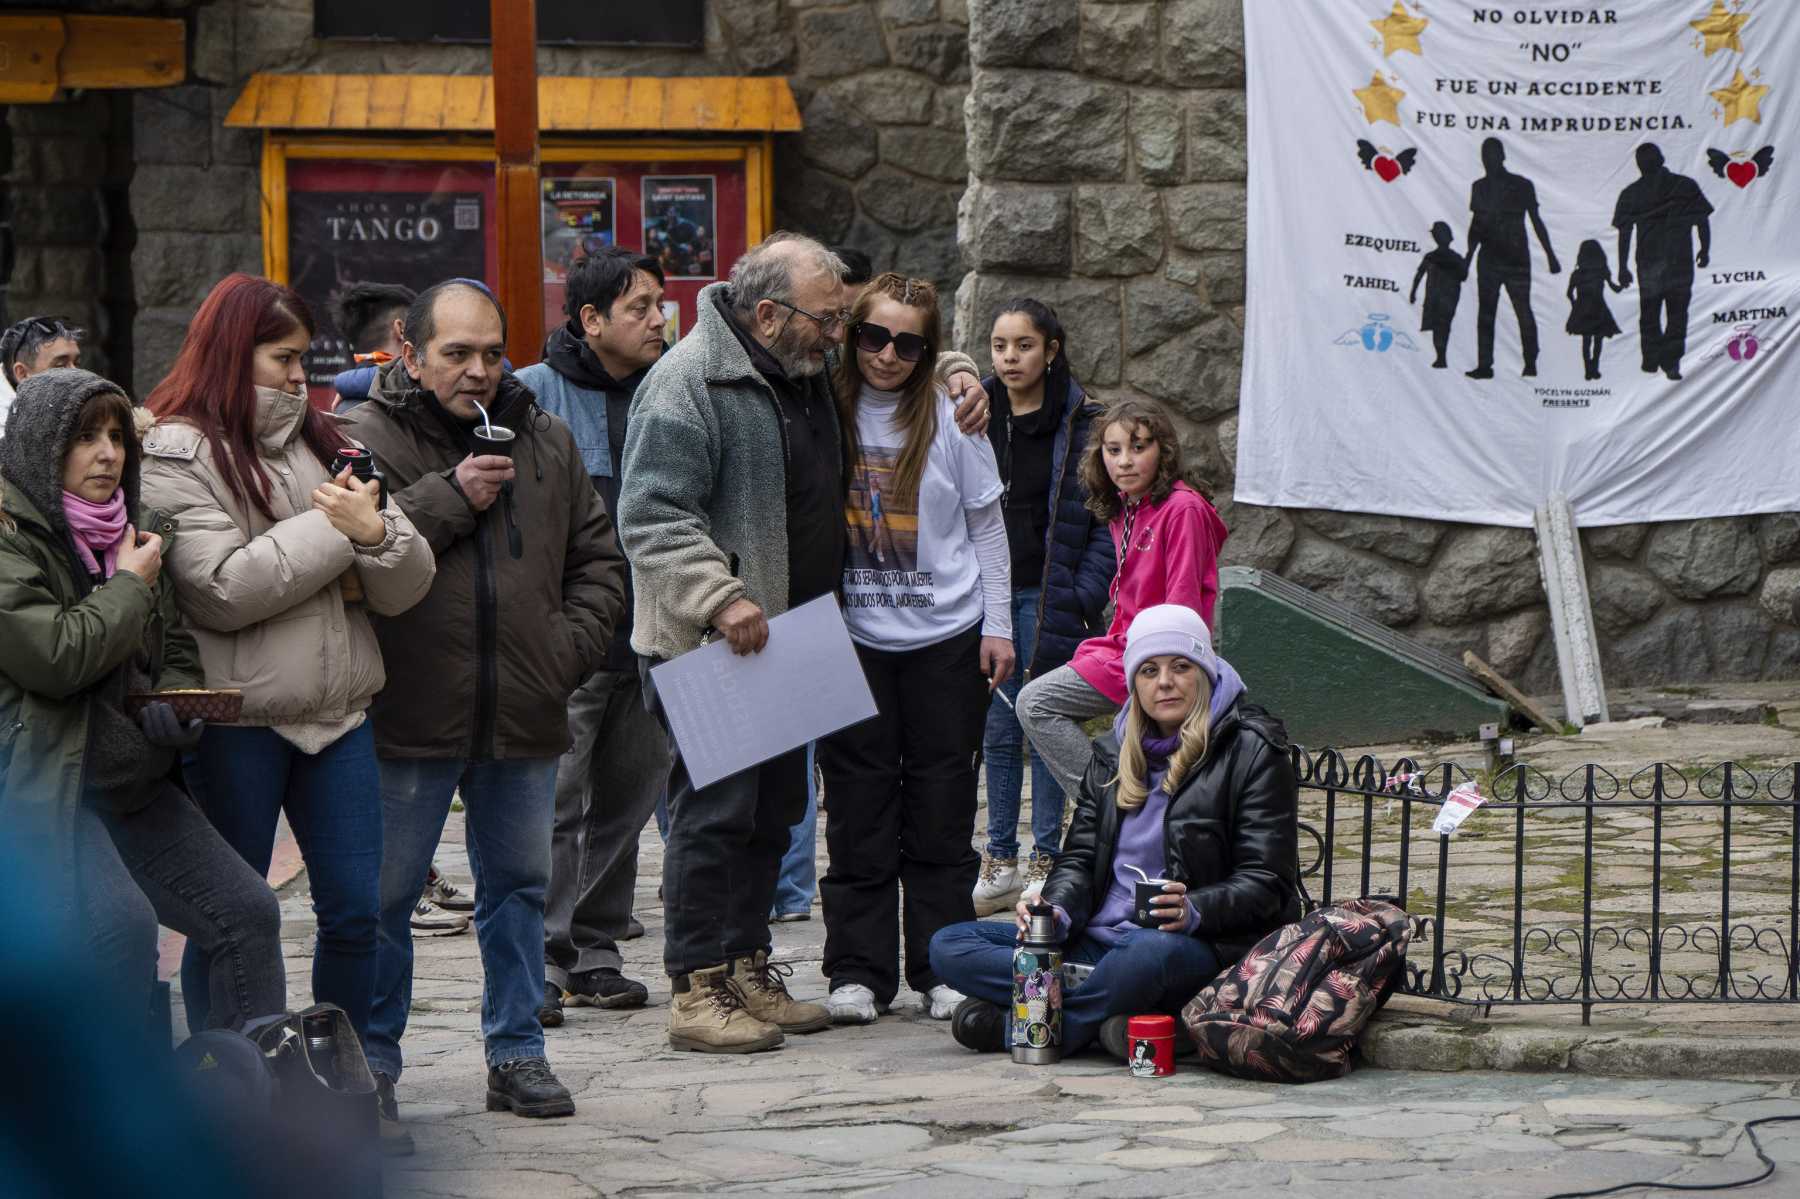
[1216,566,1509,747]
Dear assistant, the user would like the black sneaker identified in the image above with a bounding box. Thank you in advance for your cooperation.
[485,1057,575,1118]
[624,916,646,940]
[373,1072,415,1157]
[1097,1014,1200,1061]
[949,997,1007,1053]
[538,981,565,1028]
[567,966,648,1010]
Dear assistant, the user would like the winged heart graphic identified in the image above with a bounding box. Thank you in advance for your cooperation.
[1357,139,1418,182]
[1706,146,1775,189]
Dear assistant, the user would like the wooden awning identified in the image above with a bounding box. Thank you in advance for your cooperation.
[224,74,802,134]
[0,14,185,103]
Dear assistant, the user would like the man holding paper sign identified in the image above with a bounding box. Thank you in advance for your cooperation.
[620,234,852,1054]
[621,233,990,1054]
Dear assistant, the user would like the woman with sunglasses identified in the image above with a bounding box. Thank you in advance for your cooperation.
[819,272,1015,1027]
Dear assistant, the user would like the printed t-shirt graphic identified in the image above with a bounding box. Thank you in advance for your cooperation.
[841,389,1004,652]
[847,445,923,584]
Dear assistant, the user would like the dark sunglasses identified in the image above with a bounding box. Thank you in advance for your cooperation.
[852,322,930,363]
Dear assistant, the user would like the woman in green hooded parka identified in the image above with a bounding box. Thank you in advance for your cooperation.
[0,368,286,1028]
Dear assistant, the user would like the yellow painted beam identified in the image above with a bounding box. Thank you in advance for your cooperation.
[0,14,184,102]
[62,16,184,90]
[0,16,67,104]
[226,75,805,133]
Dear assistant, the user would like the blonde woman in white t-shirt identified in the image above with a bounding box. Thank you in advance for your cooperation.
[819,272,1017,1025]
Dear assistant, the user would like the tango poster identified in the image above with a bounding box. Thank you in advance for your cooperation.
[1237,2,1799,526]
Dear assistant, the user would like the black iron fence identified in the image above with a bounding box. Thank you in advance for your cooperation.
[1293,749,1800,1024]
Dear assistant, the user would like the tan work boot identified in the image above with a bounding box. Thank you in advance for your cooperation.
[668,965,784,1054]
[731,950,832,1033]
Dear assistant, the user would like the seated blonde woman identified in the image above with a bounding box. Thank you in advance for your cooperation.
[929,603,1300,1057]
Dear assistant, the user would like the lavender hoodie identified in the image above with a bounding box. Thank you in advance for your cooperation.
[1055,658,1245,946]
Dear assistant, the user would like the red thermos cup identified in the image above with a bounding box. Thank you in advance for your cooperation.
[1126,1014,1176,1077]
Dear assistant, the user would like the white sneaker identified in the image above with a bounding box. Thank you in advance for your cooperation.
[410,897,469,936]
[923,985,965,1020]
[1018,852,1054,903]
[825,983,884,1025]
[972,855,1022,916]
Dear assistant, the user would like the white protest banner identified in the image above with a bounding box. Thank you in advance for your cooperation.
[1237,2,1798,527]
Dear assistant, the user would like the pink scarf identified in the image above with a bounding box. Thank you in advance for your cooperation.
[62,489,128,579]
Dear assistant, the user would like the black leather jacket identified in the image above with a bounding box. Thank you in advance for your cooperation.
[1041,700,1302,961]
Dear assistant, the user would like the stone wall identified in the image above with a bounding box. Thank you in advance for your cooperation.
[118,0,971,396]
[953,0,1800,693]
[4,93,136,382]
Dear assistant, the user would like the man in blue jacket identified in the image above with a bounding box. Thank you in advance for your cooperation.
[515,247,671,1026]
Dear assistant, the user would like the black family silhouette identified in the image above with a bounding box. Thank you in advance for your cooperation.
[1565,240,1625,381]
[1614,143,1714,382]
[1465,138,1561,380]
[1410,221,1468,369]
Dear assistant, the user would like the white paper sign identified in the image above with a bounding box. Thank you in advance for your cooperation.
[649,595,878,790]
[1237,2,1800,528]
[1432,781,1488,837]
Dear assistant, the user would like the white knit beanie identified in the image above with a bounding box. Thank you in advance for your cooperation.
[1123,604,1217,685]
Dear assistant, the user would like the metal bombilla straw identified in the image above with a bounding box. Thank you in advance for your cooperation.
[468,397,524,559]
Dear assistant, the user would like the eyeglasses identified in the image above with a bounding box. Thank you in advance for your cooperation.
[852,321,930,363]
[768,298,851,335]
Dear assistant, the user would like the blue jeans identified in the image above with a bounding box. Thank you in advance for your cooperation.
[982,587,1065,860]
[771,743,818,918]
[367,756,559,1080]
[927,920,1223,1053]
[180,723,381,1041]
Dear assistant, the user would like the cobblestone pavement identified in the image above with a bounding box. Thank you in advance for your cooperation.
[223,804,1800,1199]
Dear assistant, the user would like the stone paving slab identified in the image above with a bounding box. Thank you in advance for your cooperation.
[216,802,1800,1198]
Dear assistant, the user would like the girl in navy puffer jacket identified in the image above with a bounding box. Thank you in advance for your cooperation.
[953,300,1116,915]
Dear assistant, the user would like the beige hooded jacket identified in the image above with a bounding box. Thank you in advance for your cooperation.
[139,386,435,727]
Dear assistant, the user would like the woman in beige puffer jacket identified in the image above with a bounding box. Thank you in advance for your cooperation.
[140,273,435,1043]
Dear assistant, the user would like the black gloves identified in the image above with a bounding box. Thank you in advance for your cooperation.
[139,701,205,750]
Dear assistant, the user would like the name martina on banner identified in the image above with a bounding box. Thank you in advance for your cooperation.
[1236,2,1798,528]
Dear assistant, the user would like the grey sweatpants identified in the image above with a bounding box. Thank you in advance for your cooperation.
[1015,665,1117,802]
[544,668,670,985]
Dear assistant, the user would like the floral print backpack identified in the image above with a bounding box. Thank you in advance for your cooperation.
[1180,898,1412,1083]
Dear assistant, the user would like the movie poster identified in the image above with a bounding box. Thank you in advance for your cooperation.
[287,190,486,389]
[542,177,616,276]
[642,176,718,279]
[1236,2,1800,527]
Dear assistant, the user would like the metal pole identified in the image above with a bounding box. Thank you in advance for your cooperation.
[490,0,543,367]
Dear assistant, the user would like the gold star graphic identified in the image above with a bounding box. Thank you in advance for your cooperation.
[1371,2,1429,57]
[1690,1,1748,57]
[1353,73,1406,125]
[1711,67,1769,125]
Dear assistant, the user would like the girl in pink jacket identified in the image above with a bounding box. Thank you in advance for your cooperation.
[1016,398,1227,891]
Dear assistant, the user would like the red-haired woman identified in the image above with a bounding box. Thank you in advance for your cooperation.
[141,273,435,1046]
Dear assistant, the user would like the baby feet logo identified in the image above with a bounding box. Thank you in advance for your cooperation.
[1706,146,1776,189]
[1356,140,1419,183]
[1705,322,1782,364]
[1335,312,1419,353]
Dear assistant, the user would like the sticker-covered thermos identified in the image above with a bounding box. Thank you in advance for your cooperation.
[1011,901,1063,1064]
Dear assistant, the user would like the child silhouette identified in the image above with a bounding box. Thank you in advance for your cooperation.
[1565,239,1624,380]
[1410,222,1468,369]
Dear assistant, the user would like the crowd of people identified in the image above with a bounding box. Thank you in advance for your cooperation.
[0,229,1300,1153]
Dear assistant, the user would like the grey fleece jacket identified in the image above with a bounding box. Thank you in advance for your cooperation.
[618,282,843,660]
